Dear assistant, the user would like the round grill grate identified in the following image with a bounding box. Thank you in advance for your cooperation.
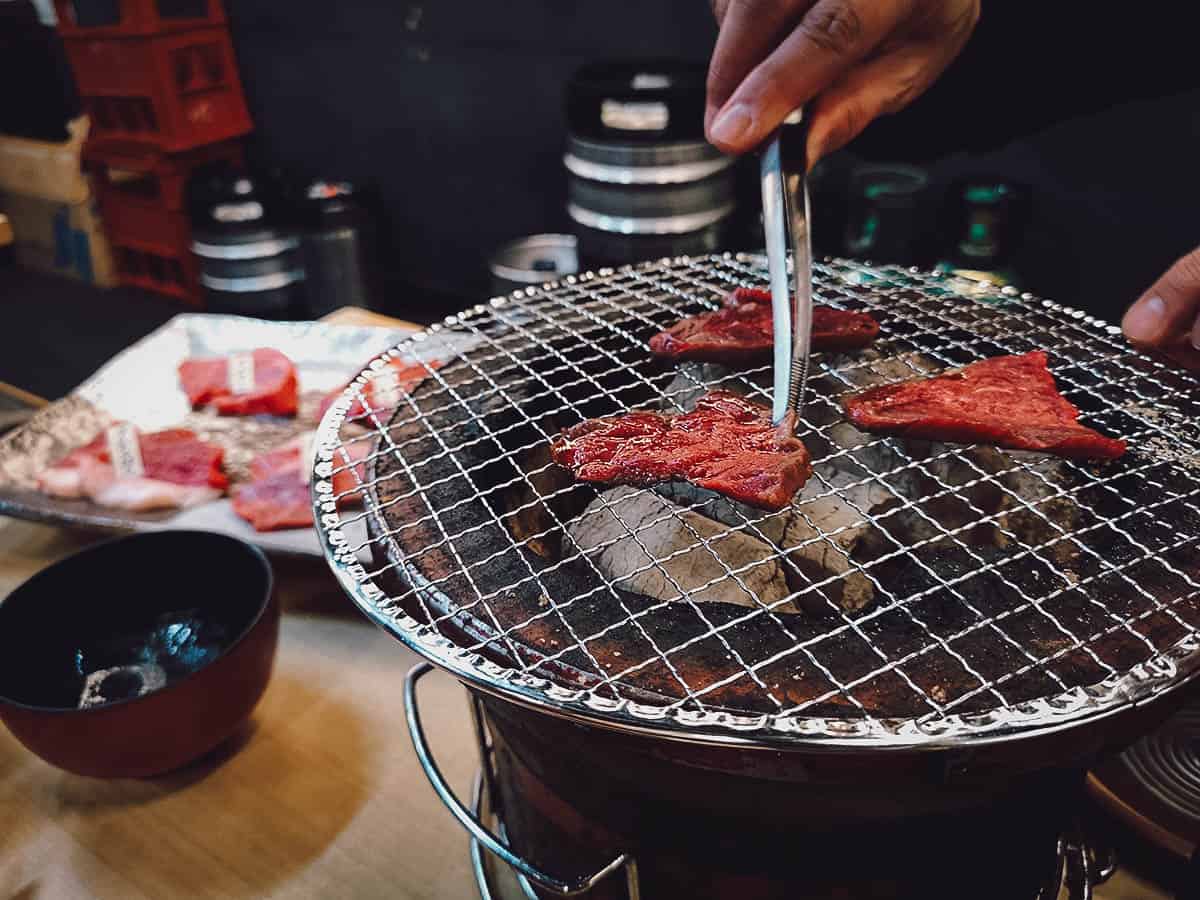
[314,254,1200,747]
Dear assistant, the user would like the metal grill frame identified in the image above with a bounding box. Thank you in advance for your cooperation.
[313,254,1200,749]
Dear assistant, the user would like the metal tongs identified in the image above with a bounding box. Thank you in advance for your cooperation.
[760,108,813,426]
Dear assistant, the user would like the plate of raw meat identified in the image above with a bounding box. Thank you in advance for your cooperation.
[0,314,430,557]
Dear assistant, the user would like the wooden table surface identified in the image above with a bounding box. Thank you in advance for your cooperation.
[0,307,1170,899]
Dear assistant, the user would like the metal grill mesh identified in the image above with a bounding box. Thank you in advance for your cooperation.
[315,255,1200,744]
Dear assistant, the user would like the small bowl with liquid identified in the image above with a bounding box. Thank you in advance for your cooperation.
[0,530,278,777]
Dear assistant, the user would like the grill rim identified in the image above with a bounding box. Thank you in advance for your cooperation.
[312,252,1200,749]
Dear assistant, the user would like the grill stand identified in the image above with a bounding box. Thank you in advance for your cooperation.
[407,663,1115,900]
[406,662,640,897]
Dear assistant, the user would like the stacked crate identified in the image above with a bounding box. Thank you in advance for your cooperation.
[55,0,251,304]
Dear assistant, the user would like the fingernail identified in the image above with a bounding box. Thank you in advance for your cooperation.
[1123,295,1166,343]
[1192,321,1200,350]
[709,103,753,147]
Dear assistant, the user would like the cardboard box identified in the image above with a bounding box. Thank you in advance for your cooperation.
[0,116,91,205]
[0,190,116,287]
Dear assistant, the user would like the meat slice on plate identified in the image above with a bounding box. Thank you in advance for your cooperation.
[37,426,227,512]
[178,348,299,417]
[843,351,1126,460]
[550,389,812,511]
[649,286,879,364]
[317,357,441,426]
[232,433,370,532]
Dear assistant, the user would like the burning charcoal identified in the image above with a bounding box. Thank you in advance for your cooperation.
[566,486,795,612]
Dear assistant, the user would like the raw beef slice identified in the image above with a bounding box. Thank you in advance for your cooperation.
[317,358,441,425]
[37,427,228,511]
[178,348,299,416]
[843,351,1127,460]
[550,390,813,511]
[233,433,369,532]
[649,287,879,364]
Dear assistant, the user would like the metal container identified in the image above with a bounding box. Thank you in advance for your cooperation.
[189,172,304,319]
[299,180,376,318]
[488,234,578,297]
[842,163,930,264]
[564,60,735,268]
[192,227,304,318]
[566,134,735,269]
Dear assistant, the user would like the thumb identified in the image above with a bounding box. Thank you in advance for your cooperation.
[1122,247,1200,348]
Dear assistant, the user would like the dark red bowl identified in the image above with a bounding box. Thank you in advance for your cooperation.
[0,530,279,777]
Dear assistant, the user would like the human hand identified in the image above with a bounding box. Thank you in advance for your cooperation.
[704,0,980,163]
[1122,248,1200,369]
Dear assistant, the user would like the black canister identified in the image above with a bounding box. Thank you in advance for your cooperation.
[189,171,305,319]
[298,180,377,318]
[565,61,736,269]
[842,163,931,265]
[488,234,578,297]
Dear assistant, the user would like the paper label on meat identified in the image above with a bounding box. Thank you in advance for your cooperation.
[227,352,256,395]
[105,423,144,478]
[371,365,402,412]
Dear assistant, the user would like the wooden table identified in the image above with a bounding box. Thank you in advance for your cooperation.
[0,308,1170,899]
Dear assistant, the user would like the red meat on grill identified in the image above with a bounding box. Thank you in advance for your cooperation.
[178,348,299,416]
[317,357,440,425]
[232,433,369,532]
[550,390,813,511]
[649,287,880,364]
[843,351,1127,460]
[37,426,228,511]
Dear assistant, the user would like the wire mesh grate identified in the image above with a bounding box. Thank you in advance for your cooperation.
[315,255,1200,744]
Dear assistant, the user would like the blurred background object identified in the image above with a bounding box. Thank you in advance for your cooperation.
[0,117,117,287]
[0,0,79,141]
[488,233,577,297]
[934,177,1032,291]
[297,178,379,318]
[49,0,253,304]
[1,0,1199,343]
[563,59,742,269]
[0,213,12,267]
[189,166,304,317]
[841,163,931,266]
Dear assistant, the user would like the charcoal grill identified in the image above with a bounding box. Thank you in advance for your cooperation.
[314,254,1200,898]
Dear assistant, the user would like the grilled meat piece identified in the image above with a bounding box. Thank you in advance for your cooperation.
[649,287,880,364]
[844,351,1126,460]
[551,390,813,511]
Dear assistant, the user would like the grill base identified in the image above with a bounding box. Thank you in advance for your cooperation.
[468,688,1116,900]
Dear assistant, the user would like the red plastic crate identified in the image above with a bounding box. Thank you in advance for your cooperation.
[86,140,243,210]
[64,28,252,153]
[112,241,200,304]
[96,185,190,252]
[95,168,201,303]
[54,0,225,37]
